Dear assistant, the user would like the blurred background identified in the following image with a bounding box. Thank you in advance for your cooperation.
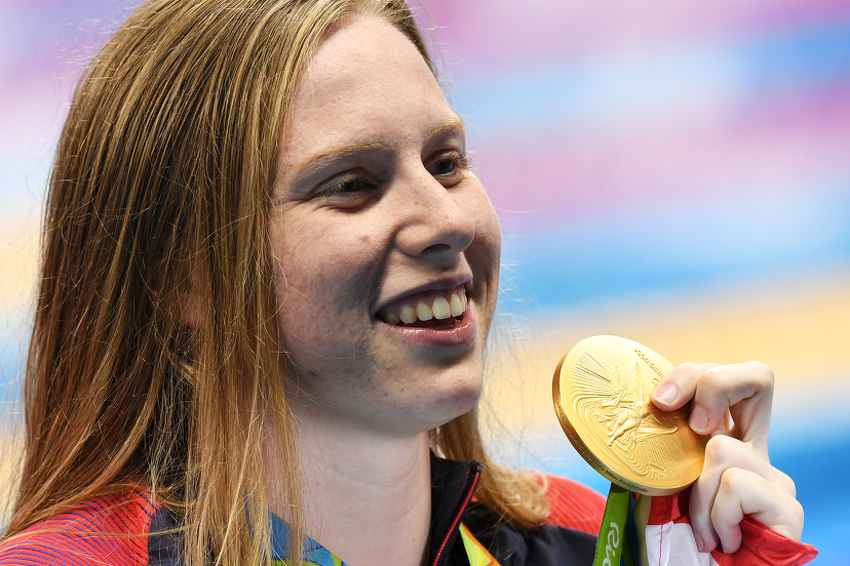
[1,0,848,562]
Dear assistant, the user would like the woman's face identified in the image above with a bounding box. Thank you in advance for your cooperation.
[268,16,501,436]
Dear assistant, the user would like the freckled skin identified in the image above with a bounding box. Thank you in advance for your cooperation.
[268,17,501,437]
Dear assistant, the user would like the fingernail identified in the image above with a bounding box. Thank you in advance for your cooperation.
[653,383,678,405]
[690,404,709,433]
[694,531,704,553]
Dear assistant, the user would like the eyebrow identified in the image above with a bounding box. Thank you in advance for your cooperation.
[290,115,467,180]
[291,141,387,180]
[425,115,466,141]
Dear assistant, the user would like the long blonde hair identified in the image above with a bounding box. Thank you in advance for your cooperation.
[4,1,547,564]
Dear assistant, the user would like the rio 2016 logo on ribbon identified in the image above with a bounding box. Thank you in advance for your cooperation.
[601,522,620,566]
[591,484,632,566]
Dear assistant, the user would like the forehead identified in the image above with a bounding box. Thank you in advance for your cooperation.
[278,16,454,166]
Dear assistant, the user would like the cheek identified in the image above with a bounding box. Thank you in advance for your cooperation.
[483,205,502,262]
[467,191,502,337]
[273,262,367,379]
[274,253,346,336]
[269,222,378,350]
[472,193,502,274]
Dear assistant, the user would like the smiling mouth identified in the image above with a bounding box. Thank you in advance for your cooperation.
[377,287,468,329]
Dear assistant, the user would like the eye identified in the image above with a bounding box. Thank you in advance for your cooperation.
[327,175,364,194]
[432,157,456,175]
[427,150,470,187]
[315,171,379,208]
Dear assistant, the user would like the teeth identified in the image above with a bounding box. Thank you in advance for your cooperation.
[399,305,417,324]
[385,311,400,325]
[383,290,468,326]
[432,297,451,320]
[416,302,433,321]
[450,294,463,317]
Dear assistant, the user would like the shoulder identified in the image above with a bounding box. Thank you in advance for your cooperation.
[0,489,162,566]
[538,474,606,535]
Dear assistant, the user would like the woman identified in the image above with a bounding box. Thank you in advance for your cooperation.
[0,1,809,565]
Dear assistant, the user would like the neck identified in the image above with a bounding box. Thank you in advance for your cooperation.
[266,404,433,566]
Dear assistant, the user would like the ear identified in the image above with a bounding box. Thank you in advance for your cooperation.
[177,288,204,328]
[147,267,205,328]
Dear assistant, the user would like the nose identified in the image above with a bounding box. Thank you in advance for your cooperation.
[393,167,475,262]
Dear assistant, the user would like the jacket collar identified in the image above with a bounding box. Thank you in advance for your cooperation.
[427,454,482,566]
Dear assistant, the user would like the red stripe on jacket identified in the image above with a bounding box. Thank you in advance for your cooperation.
[0,490,159,566]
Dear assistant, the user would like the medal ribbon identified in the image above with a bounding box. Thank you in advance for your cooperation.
[592,483,635,566]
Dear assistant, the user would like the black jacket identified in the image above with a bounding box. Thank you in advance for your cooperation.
[429,455,597,566]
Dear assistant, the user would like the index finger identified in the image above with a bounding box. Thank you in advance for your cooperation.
[650,362,717,411]
[651,361,774,453]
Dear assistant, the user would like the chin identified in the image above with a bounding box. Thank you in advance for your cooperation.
[424,378,483,430]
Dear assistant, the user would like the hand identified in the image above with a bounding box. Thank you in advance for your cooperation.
[650,361,804,554]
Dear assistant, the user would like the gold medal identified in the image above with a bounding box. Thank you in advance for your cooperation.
[552,335,707,495]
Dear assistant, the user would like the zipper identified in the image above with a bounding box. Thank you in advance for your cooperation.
[430,464,482,566]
